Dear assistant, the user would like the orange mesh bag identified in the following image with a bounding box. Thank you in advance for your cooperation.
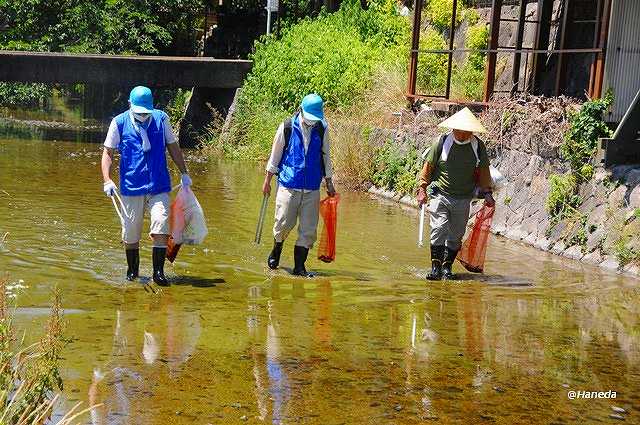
[458,204,495,273]
[317,194,340,263]
[166,190,186,263]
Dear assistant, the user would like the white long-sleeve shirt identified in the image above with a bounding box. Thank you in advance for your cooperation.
[265,116,333,186]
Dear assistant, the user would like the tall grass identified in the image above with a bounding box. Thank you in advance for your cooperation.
[0,279,95,424]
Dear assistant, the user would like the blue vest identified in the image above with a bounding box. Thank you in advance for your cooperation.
[115,110,171,196]
[278,115,325,191]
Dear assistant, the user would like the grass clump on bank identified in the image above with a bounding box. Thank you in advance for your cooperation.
[1,279,91,424]
[372,139,421,195]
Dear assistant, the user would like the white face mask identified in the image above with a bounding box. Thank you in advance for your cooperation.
[133,112,151,122]
[301,116,319,127]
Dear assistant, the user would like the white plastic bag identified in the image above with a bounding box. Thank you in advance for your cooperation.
[489,166,507,193]
[170,186,208,245]
[473,166,508,199]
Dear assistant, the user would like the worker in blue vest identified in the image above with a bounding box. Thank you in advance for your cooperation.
[262,93,336,276]
[101,86,191,286]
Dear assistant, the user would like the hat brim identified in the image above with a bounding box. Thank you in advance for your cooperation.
[438,122,486,133]
[130,104,154,114]
[302,110,323,122]
[437,107,487,133]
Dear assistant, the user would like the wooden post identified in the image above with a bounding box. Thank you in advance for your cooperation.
[511,0,527,95]
[445,0,458,99]
[589,0,612,98]
[407,0,424,101]
[483,0,502,102]
[554,0,571,96]
[531,0,553,93]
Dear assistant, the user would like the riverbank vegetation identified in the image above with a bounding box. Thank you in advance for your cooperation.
[0,0,205,108]
[1,279,90,424]
[215,0,489,194]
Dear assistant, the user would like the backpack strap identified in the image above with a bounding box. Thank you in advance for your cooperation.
[470,137,480,168]
[430,133,447,174]
[313,120,326,177]
[282,117,293,152]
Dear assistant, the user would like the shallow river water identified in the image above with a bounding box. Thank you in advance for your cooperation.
[1,137,639,424]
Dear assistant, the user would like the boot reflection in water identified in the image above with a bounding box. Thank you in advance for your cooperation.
[261,94,336,276]
[100,85,192,286]
[415,108,496,281]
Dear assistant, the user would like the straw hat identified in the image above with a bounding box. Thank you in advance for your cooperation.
[438,107,487,133]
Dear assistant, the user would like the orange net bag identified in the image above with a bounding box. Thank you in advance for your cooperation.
[458,205,495,273]
[317,194,340,263]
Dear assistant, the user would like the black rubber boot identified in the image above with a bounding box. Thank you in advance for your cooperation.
[125,249,139,281]
[292,245,311,277]
[268,240,284,270]
[442,248,459,280]
[426,245,445,281]
[152,247,170,286]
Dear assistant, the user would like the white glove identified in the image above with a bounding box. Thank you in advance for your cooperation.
[181,174,192,187]
[103,180,117,197]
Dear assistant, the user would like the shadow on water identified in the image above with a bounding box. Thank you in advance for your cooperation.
[172,276,226,288]
[138,275,226,288]
[454,272,534,287]
[272,266,374,282]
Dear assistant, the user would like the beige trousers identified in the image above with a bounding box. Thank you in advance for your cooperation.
[120,192,170,244]
[273,186,321,249]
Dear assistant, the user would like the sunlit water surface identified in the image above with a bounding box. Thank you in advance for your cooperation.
[1,137,639,424]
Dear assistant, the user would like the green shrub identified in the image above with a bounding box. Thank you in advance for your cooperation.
[223,0,410,159]
[165,88,191,129]
[424,0,464,33]
[0,82,52,108]
[243,22,376,112]
[224,100,290,160]
[463,8,481,26]
[561,92,614,182]
[417,28,448,94]
[241,0,409,113]
[546,173,582,223]
[452,63,484,100]
[466,23,489,71]
[565,214,588,249]
[372,140,421,194]
[451,24,487,100]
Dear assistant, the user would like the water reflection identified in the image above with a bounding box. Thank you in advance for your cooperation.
[86,293,201,424]
[0,139,639,423]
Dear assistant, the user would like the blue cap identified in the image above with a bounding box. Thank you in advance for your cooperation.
[301,93,324,122]
[129,86,154,114]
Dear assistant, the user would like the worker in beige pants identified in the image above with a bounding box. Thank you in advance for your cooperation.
[273,186,321,249]
[262,94,336,276]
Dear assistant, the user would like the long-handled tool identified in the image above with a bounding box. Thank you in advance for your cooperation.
[418,204,426,247]
[254,193,270,244]
[110,191,127,226]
